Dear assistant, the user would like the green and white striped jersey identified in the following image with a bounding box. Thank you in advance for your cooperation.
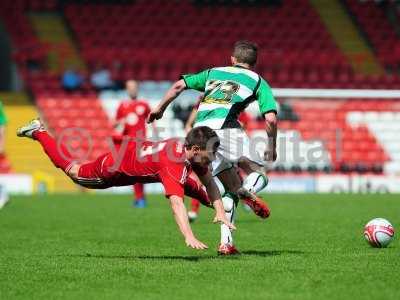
[182,66,277,130]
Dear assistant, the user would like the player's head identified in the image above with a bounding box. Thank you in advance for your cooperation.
[184,126,220,166]
[125,80,138,99]
[231,40,258,68]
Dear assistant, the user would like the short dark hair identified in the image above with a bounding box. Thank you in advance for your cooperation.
[185,126,220,152]
[232,40,258,66]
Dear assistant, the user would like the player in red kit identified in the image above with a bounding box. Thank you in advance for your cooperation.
[113,80,156,208]
[17,119,235,250]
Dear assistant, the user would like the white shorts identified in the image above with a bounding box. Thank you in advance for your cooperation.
[212,128,266,176]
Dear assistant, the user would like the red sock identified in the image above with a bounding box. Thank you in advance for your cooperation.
[133,183,145,200]
[33,131,73,172]
[191,198,200,213]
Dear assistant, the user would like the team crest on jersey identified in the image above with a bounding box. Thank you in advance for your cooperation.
[204,80,239,104]
[136,105,146,115]
[126,112,139,125]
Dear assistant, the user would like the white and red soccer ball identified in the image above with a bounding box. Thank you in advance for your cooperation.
[364,218,395,248]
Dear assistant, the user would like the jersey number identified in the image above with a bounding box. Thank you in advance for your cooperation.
[206,80,240,103]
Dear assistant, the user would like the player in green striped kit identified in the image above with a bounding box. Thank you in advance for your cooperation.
[148,41,278,255]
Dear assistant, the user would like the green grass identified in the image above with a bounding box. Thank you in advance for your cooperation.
[0,194,399,300]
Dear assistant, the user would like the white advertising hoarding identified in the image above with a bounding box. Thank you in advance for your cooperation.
[0,174,33,194]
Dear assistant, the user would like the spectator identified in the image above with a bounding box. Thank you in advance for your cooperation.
[90,65,114,90]
[113,80,157,208]
[61,68,83,92]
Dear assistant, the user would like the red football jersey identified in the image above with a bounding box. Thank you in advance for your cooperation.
[116,100,151,137]
[95,138,207,198]
[77,137,211,203]
[120,139,188,197]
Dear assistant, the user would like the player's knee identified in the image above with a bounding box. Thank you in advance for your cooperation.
[222,192,238,212]
[67,164,80,180]
[216,168,242,194]
[222,195,234,212]
[237,156,251,172]
[238,156,263,174]
[226,180,241,194]
[226,174,242,192]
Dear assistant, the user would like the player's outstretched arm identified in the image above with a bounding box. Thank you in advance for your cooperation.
[184,94,203,133]
[147,79,187,123]
[256,78,278,161]
[169,195,208,250]
[184,106,198,133]
[197,170,236,230]
[264,112,278,161]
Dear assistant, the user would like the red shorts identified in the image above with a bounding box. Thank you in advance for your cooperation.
[75,152,158,189]
[74,152,211,210]
[74,153,116,189]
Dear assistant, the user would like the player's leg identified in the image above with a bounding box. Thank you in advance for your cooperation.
[235,129,269,194]
[71,157,112,189]
[17,119,112,189]
[218,192,239,255]
[184,165,239,254]
[235,156,271,218]
[187,173,202,222]
[188,198,200,223]
[17,119,75,173]
[17,119,86,184]
[238,157,269,195]
[209,135,246,254]
[133,183,146,208]
[222,129,270,218]
[216,166,242,194]
[209,165,241,254]
[212,137,270,219]
[184,175,238,254]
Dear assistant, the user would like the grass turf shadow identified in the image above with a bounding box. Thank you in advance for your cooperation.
[241,250,305,256]
[65,249,305,261]
[79,254,238,261]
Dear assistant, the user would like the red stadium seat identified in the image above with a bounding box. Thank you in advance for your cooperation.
[36,95,114,164]
[286,99,395,167]
[59,0,400,88]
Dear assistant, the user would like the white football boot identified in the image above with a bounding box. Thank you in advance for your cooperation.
[16,119,44,139]
[188,211,198,223]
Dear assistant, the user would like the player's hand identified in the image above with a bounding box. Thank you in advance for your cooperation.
[147,107,164,123]
[264,148,277,162]
[213,213,236,231]
[185,236,208,250]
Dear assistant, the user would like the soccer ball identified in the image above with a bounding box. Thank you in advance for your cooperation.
[364,218,395,248]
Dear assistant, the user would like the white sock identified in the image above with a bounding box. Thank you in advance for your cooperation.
[221,223,233,245]
[220,194,235,245]
[243,172,269,194]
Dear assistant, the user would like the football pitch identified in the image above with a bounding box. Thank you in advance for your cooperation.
[0,193,398,300]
